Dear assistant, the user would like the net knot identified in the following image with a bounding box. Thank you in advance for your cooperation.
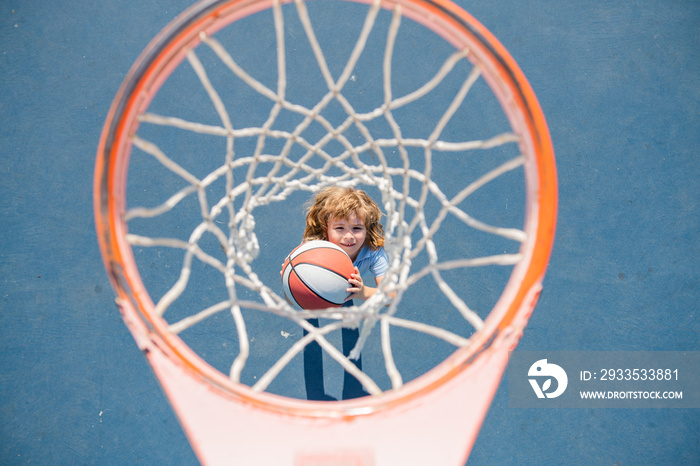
[233,213,260,262]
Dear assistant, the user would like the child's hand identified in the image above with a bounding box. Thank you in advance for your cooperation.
[346,267,363,301]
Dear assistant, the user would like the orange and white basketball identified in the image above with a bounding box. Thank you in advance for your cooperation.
[281,240,354,310]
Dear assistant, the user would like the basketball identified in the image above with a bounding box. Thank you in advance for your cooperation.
[281,240,355,310]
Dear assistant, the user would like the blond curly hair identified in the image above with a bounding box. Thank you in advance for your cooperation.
[303,187,385,250]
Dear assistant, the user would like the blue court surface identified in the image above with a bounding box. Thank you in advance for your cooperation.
[1,0,698,464]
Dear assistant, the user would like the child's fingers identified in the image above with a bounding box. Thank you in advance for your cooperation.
[346,268,363,299]
[348,275,362,286]
[346,275,363,294]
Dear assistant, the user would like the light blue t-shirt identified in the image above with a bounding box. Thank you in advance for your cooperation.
[353,246,388,279]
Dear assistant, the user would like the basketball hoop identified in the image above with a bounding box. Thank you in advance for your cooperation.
[95,0,557,463]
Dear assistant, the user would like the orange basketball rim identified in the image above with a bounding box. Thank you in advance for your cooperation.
[94,0,557,464]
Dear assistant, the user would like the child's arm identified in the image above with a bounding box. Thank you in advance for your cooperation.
[346,269,394,302]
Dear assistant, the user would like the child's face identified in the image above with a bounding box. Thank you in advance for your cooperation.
[326,212,366,261]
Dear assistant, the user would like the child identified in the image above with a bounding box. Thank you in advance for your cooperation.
[301,186,389,400]
[303,186,388,302]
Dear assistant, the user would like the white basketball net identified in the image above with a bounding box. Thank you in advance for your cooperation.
[124,0,527,397]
